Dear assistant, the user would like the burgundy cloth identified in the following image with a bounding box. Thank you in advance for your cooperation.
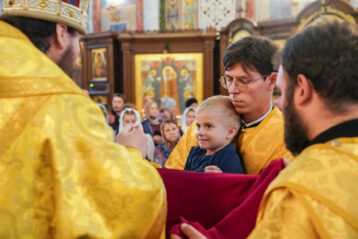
[157,159,284,239]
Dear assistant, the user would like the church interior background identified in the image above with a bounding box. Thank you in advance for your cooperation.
[1,0,358,114]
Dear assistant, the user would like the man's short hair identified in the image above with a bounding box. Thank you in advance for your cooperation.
[0,16,77,53]
[112,93,127,103]
[196,95,240,128]
[223,37,278,75]
[281,21,358,113]
[185,97,198,108]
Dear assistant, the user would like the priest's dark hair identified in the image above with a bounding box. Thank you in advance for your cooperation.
[0,16,77,53]
[281,21,358,113]
[223,36,277,76]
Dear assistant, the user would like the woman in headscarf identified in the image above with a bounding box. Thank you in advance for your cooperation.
[154,119,181,167]
[180,107,196,134]
[119,108,155,162]
[158,97,177,122]
[142,101,163,145]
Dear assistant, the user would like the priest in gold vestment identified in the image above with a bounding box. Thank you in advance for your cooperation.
[0,1,166,238]
[173,22,358,239]
[166,37,292,174]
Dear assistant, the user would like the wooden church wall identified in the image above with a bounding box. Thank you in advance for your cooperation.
[219,0,358,75]
[86,0,358,34]
[81,0,358,106]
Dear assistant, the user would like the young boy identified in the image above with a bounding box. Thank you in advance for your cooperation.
[184,96,244,174]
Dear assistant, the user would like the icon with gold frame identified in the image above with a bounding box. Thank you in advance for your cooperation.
[91,48,108,80]
[135,53,203,115]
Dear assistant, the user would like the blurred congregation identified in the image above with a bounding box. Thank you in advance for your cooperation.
[105,93,197,167]
[1,0,358,238]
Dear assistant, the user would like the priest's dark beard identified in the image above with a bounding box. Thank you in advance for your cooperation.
[283,95,310,156]
[57,46,76,79]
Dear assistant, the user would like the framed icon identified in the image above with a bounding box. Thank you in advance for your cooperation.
[135,53,203,115]
[91,48,108,81]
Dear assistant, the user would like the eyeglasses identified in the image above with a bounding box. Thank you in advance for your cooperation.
[219,74,268,89]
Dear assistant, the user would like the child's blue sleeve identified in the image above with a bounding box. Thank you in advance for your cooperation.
[215,151,244,174]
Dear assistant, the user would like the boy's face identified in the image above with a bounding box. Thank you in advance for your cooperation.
[195,109,233,155]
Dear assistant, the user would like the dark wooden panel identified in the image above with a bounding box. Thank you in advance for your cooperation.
[82,31,120,105]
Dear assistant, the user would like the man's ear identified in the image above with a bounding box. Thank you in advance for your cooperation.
[294,74,313,106]
[46,23,71,63]
[267,72,277,91]
[54,23,68,50]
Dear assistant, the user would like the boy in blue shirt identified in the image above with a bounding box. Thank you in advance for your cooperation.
[184,96,244,174]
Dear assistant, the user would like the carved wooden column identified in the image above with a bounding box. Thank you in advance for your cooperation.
[118,33,135,103]
[219,33,228,95]
[203,38,215,99]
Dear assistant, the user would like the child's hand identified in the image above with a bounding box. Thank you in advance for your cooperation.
[204,165,222,173]
[283,158,290,167]
[170,223,207,239]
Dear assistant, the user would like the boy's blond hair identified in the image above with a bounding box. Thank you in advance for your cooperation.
[196,95,240,128]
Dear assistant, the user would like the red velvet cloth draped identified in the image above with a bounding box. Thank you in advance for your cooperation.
[158,159,284,239]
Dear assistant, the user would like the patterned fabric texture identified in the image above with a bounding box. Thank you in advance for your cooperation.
[250,137,358,238]
[0,21,166,238]
[198,0,236,30]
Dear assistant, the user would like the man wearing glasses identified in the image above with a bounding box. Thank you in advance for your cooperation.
[172,21,358,239]
[166,37,292,174]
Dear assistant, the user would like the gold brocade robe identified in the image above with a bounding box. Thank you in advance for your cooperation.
[165,107,292,174]
[0,21,166,238]
[249,137,358,238]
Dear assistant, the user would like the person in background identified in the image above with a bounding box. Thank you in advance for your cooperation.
[159,97,177,122]
[119,108,155,162]
[180,107,196,134]
[142,100,164,145]
[272,87,282,111]
[83,89,109,123]
[110,93,126,134]
[96,103,109,123]
[184,96,244,174]
[124,102,138,111]
[154,119,181,167]
[185,97,198,109]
